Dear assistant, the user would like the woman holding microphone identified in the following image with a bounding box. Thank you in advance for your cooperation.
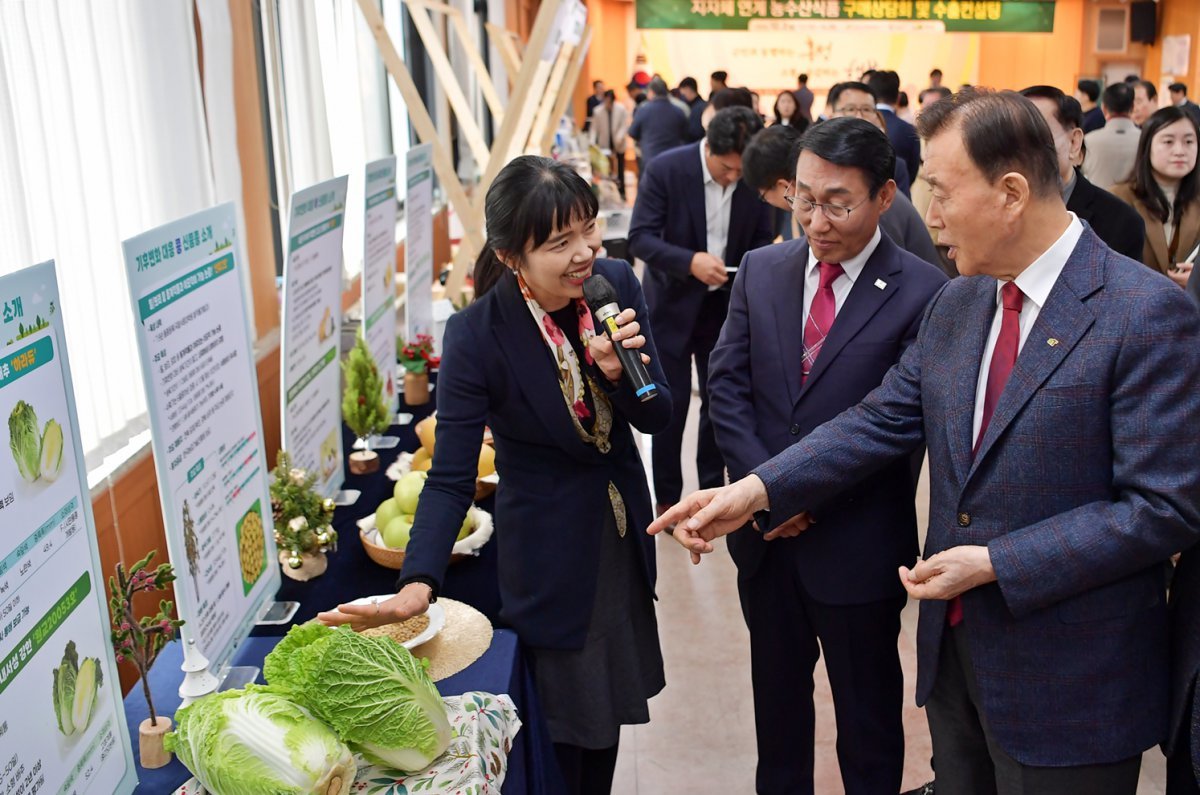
[318,156,672,794]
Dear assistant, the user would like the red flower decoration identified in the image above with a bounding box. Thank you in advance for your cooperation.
[542,315,566,346]
[573,399,591,420]
[357,395,365,405]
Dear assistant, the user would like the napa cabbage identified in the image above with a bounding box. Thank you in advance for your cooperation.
[8,400,40,482]
[163,687,356,795]
[264,623,452,772]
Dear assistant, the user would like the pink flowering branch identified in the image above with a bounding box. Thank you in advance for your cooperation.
[108,550,185,725]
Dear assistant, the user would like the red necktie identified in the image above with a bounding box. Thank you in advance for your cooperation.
[948,281,1024,627]
[801,261,844,383]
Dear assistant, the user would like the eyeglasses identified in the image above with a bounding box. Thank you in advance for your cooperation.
[783,193,869,221]
[833,105,877,118]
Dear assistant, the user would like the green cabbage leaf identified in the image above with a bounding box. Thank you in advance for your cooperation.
[163,687,356,795]
[264,624,452,771]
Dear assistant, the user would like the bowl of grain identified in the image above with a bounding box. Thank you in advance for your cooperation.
[341,597,446,650]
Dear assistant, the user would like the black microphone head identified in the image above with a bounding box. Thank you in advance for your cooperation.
[582,273,618,310]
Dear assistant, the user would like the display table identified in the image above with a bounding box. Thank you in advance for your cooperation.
[121,381,557,792]
[124,630,555,793]
[253,388,502,635]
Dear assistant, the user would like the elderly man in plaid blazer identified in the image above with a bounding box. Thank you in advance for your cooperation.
[653,89,1200,794]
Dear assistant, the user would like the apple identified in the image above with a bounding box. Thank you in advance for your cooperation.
[393,470,427,514]
[381,515,414,549]
[456,508,475,541]
[375,498,401,531]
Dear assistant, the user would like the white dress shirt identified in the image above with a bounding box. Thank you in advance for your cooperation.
[699,140,734,290]
[802,227,882,327]
[971,214,1084,446]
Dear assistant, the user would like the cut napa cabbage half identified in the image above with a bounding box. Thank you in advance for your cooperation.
[40,418,63,481]
[164,687,356,795]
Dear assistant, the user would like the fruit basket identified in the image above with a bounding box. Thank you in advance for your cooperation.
[399,415,497,501]
[357,507,494,570]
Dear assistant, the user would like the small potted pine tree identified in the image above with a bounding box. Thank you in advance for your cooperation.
[109,551,185,769]
[270,450,338,580]
[342,334,391,474]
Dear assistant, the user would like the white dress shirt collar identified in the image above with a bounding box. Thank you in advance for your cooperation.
[805,226,882,285]
[1001,213,1084,311]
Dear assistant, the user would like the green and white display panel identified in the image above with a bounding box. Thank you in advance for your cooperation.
[404,145,434,344]
[363,158,399,416]
[281,177,350,498]
[0,261,138,795]
[122,203,280,676]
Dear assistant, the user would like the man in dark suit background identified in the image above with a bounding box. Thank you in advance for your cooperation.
[583,79,605,131]
[827,81,912,197]
[678,76,707,142]
[793,73,814,124]
[868,70,921,180]
[1169,82,1200,128]
[1021,85,1145,261]
[653,89,1200,794]
[628,77,687,169]
[1076,79,1106,133]
[1169,548,1200,794]
[709,116,947,794]
[629,107,773,514]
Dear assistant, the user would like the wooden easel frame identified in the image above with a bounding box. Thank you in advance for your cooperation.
[357,0,585,300]
[485,22,523,83]
[404,0,506,161]
[535,25,591,154]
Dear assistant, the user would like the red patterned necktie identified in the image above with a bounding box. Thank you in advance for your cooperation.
[949,281,1024,627]
[801,261,844,383]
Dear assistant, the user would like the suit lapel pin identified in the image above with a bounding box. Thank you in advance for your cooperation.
[1047,338,1059,347]
[874,279,887,290]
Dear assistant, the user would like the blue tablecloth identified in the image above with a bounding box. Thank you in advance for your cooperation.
[124,630,554,793]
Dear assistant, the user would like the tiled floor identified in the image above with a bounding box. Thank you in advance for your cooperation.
[615,390,1168,793]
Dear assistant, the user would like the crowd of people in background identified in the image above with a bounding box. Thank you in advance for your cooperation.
[574,63,1200,795]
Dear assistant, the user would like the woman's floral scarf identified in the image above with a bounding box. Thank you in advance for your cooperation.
[516,270,628,536]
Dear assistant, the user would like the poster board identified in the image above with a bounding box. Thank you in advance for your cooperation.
[122,203,280,676]
[405,144,435,345]
[0,261,139,795]
[363,158,399,415]
[280,176,350,498]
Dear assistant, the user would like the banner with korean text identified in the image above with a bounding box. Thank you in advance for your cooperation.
[0,261,137,795]
[123,203,280,675]
[363,158,399,415]
[281,177,351,498]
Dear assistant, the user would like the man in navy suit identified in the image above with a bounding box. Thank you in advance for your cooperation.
[869,70,921,180]
[629,106,773,513]
[628,77,687,168]
[709,117,947,794]
[653,90,1200,793]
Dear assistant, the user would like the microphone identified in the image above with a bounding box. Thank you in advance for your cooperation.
[582,274,659,402]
